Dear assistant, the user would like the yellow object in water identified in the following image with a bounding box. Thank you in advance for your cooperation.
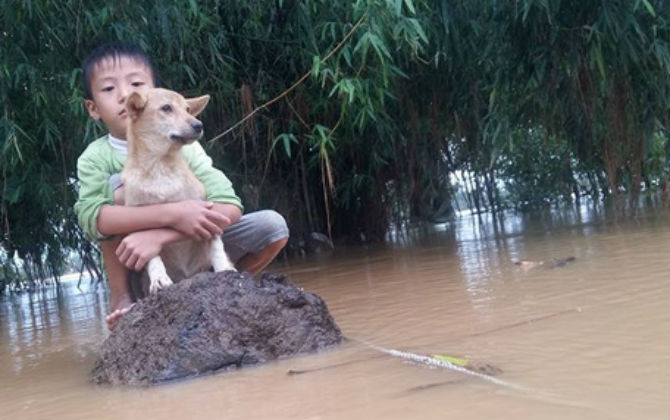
[432,354,469,367]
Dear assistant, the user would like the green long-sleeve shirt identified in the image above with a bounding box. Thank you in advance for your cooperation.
[74,135,242,241]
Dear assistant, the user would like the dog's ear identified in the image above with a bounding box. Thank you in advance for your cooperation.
[185,95,210,117]
[127,92,147,119]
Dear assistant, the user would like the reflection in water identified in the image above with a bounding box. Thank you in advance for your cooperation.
[1,282,108,374]
[1,202,669,419]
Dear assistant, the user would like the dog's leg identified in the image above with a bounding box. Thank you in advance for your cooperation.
[147,256,173,293]
[210,236,236,272]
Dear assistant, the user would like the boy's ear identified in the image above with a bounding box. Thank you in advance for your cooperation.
[185,95,210,117]
[84,99,101,120]
[127,92,147,119]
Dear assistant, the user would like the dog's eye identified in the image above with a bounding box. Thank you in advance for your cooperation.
[161,104,173,113]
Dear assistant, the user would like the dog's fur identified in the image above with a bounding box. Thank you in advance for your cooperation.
[122,88,235,295]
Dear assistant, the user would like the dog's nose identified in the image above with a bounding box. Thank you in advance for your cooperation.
[191,121,203,133]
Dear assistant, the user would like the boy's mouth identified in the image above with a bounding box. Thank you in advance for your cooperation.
[118,110,127,117]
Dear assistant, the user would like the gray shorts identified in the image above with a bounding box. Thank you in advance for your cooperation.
[222,210,289,262]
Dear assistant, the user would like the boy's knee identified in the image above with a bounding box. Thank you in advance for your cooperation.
[256,210,289,239]
[267,236,288,252]
[223,210,289,261]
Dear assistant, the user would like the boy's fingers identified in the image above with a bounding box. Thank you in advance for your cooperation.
[117,247,130,264]
[194,227,211,241]
[115,241,126,257]
[125,254,139,270]
[134,257,147,271]
[117,244,136,268]
[202,220,222,236]
[205,210,230,229]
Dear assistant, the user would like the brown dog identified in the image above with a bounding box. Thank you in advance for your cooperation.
[122,88,235,295]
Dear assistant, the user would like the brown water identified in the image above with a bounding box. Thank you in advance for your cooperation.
[1,204,669,419]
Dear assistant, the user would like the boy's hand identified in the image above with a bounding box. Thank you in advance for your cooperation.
[116,230,165,271]
[169,200,231,240]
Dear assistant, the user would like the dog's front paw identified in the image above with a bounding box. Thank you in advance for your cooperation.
[147,257,173,294]
[149,273,173,294]
[212,259,236,272]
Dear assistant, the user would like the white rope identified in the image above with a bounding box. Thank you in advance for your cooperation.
[354,338,530,392]
[350,338,610,414]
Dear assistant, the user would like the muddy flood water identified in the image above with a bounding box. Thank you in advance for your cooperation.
[1,203,669,419]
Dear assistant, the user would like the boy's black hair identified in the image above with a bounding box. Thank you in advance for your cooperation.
[82,42,160,99]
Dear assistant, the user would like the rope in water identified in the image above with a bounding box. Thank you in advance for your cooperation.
[351,338,531,392]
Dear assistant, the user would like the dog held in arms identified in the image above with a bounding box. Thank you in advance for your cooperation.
[122,88,235,299]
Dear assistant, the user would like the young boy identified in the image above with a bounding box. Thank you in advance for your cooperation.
[74,43,289,330]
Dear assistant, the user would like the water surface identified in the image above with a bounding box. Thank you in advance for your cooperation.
[1,204,668,419]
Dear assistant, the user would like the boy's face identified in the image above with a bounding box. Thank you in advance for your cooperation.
[84,56,154,139]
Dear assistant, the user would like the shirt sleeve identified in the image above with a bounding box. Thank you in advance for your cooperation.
[185,141,243,210]
[73,149,115,241]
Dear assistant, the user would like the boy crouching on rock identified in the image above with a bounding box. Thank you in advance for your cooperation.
[74,42,289,330]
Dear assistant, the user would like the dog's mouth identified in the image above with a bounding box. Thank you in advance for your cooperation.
[169,133,200,145]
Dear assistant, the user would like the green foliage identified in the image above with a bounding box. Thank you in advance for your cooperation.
[499,129,577,209]
[1,0,668,290]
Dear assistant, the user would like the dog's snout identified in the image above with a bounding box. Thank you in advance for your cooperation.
[191,121,203,134]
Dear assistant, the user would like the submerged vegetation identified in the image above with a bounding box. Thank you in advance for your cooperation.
[1,0,668,292]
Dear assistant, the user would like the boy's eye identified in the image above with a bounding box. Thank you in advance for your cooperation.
[161,104,173,113]
[102,86,114,92]
[131,81,145,87]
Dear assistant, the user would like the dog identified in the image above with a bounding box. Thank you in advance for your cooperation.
[122,88,235,296]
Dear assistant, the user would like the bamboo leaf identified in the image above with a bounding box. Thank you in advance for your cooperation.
[393,0,402,16]
[591,45,607,79]
[403,0,416,15]
[636,0,657,17]
[311,55,321,79]
[272,133,298,158]
[409,18,428,44]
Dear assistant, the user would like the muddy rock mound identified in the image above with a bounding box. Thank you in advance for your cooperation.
[91,271,342,386]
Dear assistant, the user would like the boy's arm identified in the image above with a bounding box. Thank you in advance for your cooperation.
[107,186,241,270]
[99,184,241,239]
[74,145,117,241]
[113,203,241,271]
[97,200,234,240]
[75,139,239,241]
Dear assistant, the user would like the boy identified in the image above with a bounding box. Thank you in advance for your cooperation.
[74,43,289,330]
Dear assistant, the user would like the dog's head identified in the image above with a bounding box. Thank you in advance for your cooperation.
[126,88,210,152]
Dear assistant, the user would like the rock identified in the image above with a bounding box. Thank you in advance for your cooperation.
[290,232,335,256]
[91,271,343,386]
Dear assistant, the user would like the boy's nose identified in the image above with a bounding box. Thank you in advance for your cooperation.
[118,87,128,102]
[191,121,203,133]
